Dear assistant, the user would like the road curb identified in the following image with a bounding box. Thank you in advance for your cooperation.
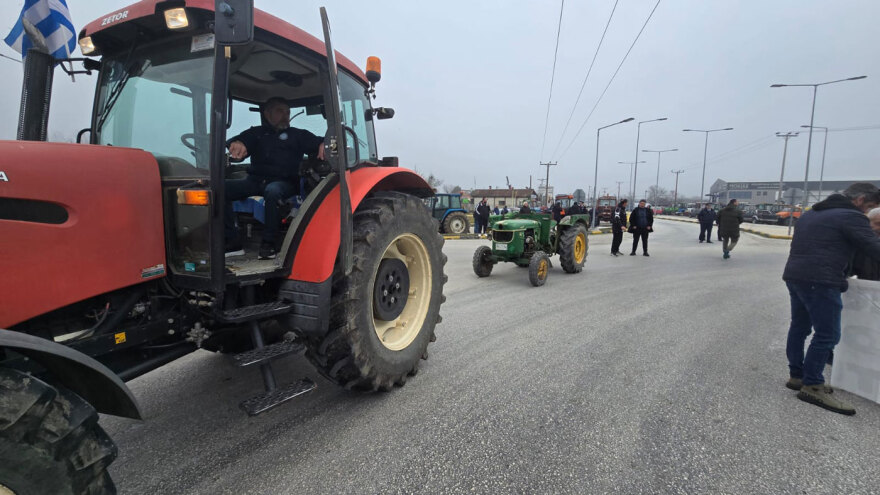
[655,217,792,240]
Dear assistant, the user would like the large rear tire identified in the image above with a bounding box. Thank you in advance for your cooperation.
[0,368,117,495]
[305,192,447,391]
[443,212,470,235]
[558,225,588,273]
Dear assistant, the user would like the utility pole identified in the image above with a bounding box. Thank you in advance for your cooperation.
[540,161,557,207]
[615,181,624,200]
[775,132,798,204]
[671,169,684,207]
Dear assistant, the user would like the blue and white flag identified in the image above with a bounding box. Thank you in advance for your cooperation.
[4,0,76,60]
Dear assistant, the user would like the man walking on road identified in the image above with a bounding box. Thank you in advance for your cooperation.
[717,199,743,259]
[611,199,628,256]
[697,203,717,243]
[629,199,653,256]
[783,183,880,415]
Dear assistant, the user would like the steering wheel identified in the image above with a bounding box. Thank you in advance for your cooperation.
[180,133,198,151]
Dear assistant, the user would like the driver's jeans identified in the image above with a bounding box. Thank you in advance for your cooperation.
[225,175,296,246]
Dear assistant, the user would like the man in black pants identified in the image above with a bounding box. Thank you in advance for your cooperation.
[225,97,325,260]
[629,199,653,256]
[697,203,717,243]
[610,199,628,256]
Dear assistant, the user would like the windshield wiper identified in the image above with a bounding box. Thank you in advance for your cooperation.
[95,59,151,133]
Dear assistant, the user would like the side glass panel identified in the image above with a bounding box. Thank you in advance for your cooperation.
[337,71,378,167]
[451,196,462,209]
[437,195,450,210]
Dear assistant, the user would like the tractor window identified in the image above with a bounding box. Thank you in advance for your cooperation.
[338,71,378,167]
[436,195,450,210]
[95,43,213,176]
[451,196,462,209]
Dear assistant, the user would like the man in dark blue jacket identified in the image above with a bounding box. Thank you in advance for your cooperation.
[225,97,325,259]
[783,182,880,415]
[697,203,717,243]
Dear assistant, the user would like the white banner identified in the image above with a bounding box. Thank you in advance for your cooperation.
[831,278,880,403]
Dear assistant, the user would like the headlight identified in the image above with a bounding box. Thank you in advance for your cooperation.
[78,36,95,55]
[164,8,189,30]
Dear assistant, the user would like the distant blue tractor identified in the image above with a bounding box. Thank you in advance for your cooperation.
[424,193,471,234]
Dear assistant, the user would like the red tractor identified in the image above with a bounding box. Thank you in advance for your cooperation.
[0,2,446,492]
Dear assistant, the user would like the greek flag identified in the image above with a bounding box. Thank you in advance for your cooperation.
[4,0,76,60]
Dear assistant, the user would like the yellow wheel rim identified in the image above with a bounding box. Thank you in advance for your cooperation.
[373,234,432,351]
[537,259,548,279]
[574,232,586,263]
[0,483,16,495]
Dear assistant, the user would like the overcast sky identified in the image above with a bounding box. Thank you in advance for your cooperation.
[1,1,877,199]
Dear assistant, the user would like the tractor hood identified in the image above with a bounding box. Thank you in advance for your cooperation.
[0,141,166,328]
[493,218,541,231]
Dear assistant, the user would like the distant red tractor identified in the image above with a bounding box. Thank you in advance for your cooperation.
[0,2,446,492]
[594,195,617,223]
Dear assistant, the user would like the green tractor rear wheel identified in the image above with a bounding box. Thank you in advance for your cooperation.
[528,251,550,287]
[559,224,588,273]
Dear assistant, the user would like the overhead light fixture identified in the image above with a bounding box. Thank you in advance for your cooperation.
[164,8,189,30]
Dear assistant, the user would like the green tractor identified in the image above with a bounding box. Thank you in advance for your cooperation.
[472,212,590,286]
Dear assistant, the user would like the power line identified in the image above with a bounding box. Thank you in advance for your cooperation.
[548,0,620,160]
[558,0,662,160]
[539,0,566,161]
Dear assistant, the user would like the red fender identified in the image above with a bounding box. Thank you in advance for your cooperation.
[290,167,432,282]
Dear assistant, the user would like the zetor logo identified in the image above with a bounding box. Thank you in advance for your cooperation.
[101,10,129,26]
[0,171,8,182]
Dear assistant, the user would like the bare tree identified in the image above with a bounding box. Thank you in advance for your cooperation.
[442,184,461,194]
[425,173,443,191]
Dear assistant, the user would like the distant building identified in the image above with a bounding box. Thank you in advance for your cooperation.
[469,188,538,209]
[709,179,880,205]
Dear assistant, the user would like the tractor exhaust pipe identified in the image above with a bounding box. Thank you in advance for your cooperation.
[17,48,54,141]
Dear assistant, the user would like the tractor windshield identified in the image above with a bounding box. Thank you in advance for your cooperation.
[94,41,213,176]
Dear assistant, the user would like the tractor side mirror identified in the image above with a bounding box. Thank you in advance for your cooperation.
[214,0,254,45]
[375,107,394,120]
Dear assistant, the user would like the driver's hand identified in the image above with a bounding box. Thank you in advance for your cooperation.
[228,140,248,160]
[317,143,325,161]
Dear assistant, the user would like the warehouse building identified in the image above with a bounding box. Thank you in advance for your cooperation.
[708,179,880,205]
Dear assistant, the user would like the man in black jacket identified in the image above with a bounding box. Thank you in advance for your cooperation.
[628,199,653,256]
[476,199,491,235]
[519,201,532,214]
[551,202,564,223]
[697,203,717,243]
[717,199,744,259]
[611,199,628,256]
[225,97,325,259]
[783,183,880,415]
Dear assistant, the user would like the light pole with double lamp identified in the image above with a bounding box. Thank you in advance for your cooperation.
[631,118,667,207]
[683,127,734,203]
[642,148,678,203]
[800,124,829,202]
[771,76,867,206]
[593,117,635,229]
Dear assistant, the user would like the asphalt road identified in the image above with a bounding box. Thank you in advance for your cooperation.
[102,219,880,494]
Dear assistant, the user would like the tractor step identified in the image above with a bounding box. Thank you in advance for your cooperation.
[239,378,317,416]
[216,301,292,324]
[233,339,306,367]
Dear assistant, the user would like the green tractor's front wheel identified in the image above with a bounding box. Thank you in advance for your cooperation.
[528,251,550,287]
[306,191,447,391]
[559,224,588,273]
[472,245,494,277]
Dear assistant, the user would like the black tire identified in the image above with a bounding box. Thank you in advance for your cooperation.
[443,212,469,235]
[528,251,550,287]
[305,191,446,391]
[558,224,588,273]
[0,368,117,495]
[472,246,494,277]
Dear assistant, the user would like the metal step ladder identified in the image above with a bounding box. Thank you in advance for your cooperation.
[231,287,316,416]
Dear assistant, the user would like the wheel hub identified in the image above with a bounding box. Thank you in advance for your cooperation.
[373,258,410,321]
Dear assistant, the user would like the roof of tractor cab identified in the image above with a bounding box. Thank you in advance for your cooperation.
[80,0,367,83]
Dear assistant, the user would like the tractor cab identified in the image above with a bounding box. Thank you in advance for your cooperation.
[80,1,386,290]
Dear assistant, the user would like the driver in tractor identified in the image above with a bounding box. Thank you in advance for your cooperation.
[224,96,326,260]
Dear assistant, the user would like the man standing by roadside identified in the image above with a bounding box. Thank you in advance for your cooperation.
[783,183,880,415]
[628,199,653,256]
[611,199,628,256]
[697,203,717,243]
[476,199,491,235]
[717,199,743,259]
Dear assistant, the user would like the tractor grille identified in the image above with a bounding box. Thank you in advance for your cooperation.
[493,231,514,243]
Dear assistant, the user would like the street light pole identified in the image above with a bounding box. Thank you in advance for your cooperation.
[632,117,667,204]
[683,127,734,203]
[642,148,678,204]
[671,169,684,207]
[802,125,828,201]
[594,117,635,229]
[771,75,867,207]
[775,132,798,204]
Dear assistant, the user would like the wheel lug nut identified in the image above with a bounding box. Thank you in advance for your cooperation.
[390,296,396,303]
[395,282,400,289]
[383,289,388,296]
